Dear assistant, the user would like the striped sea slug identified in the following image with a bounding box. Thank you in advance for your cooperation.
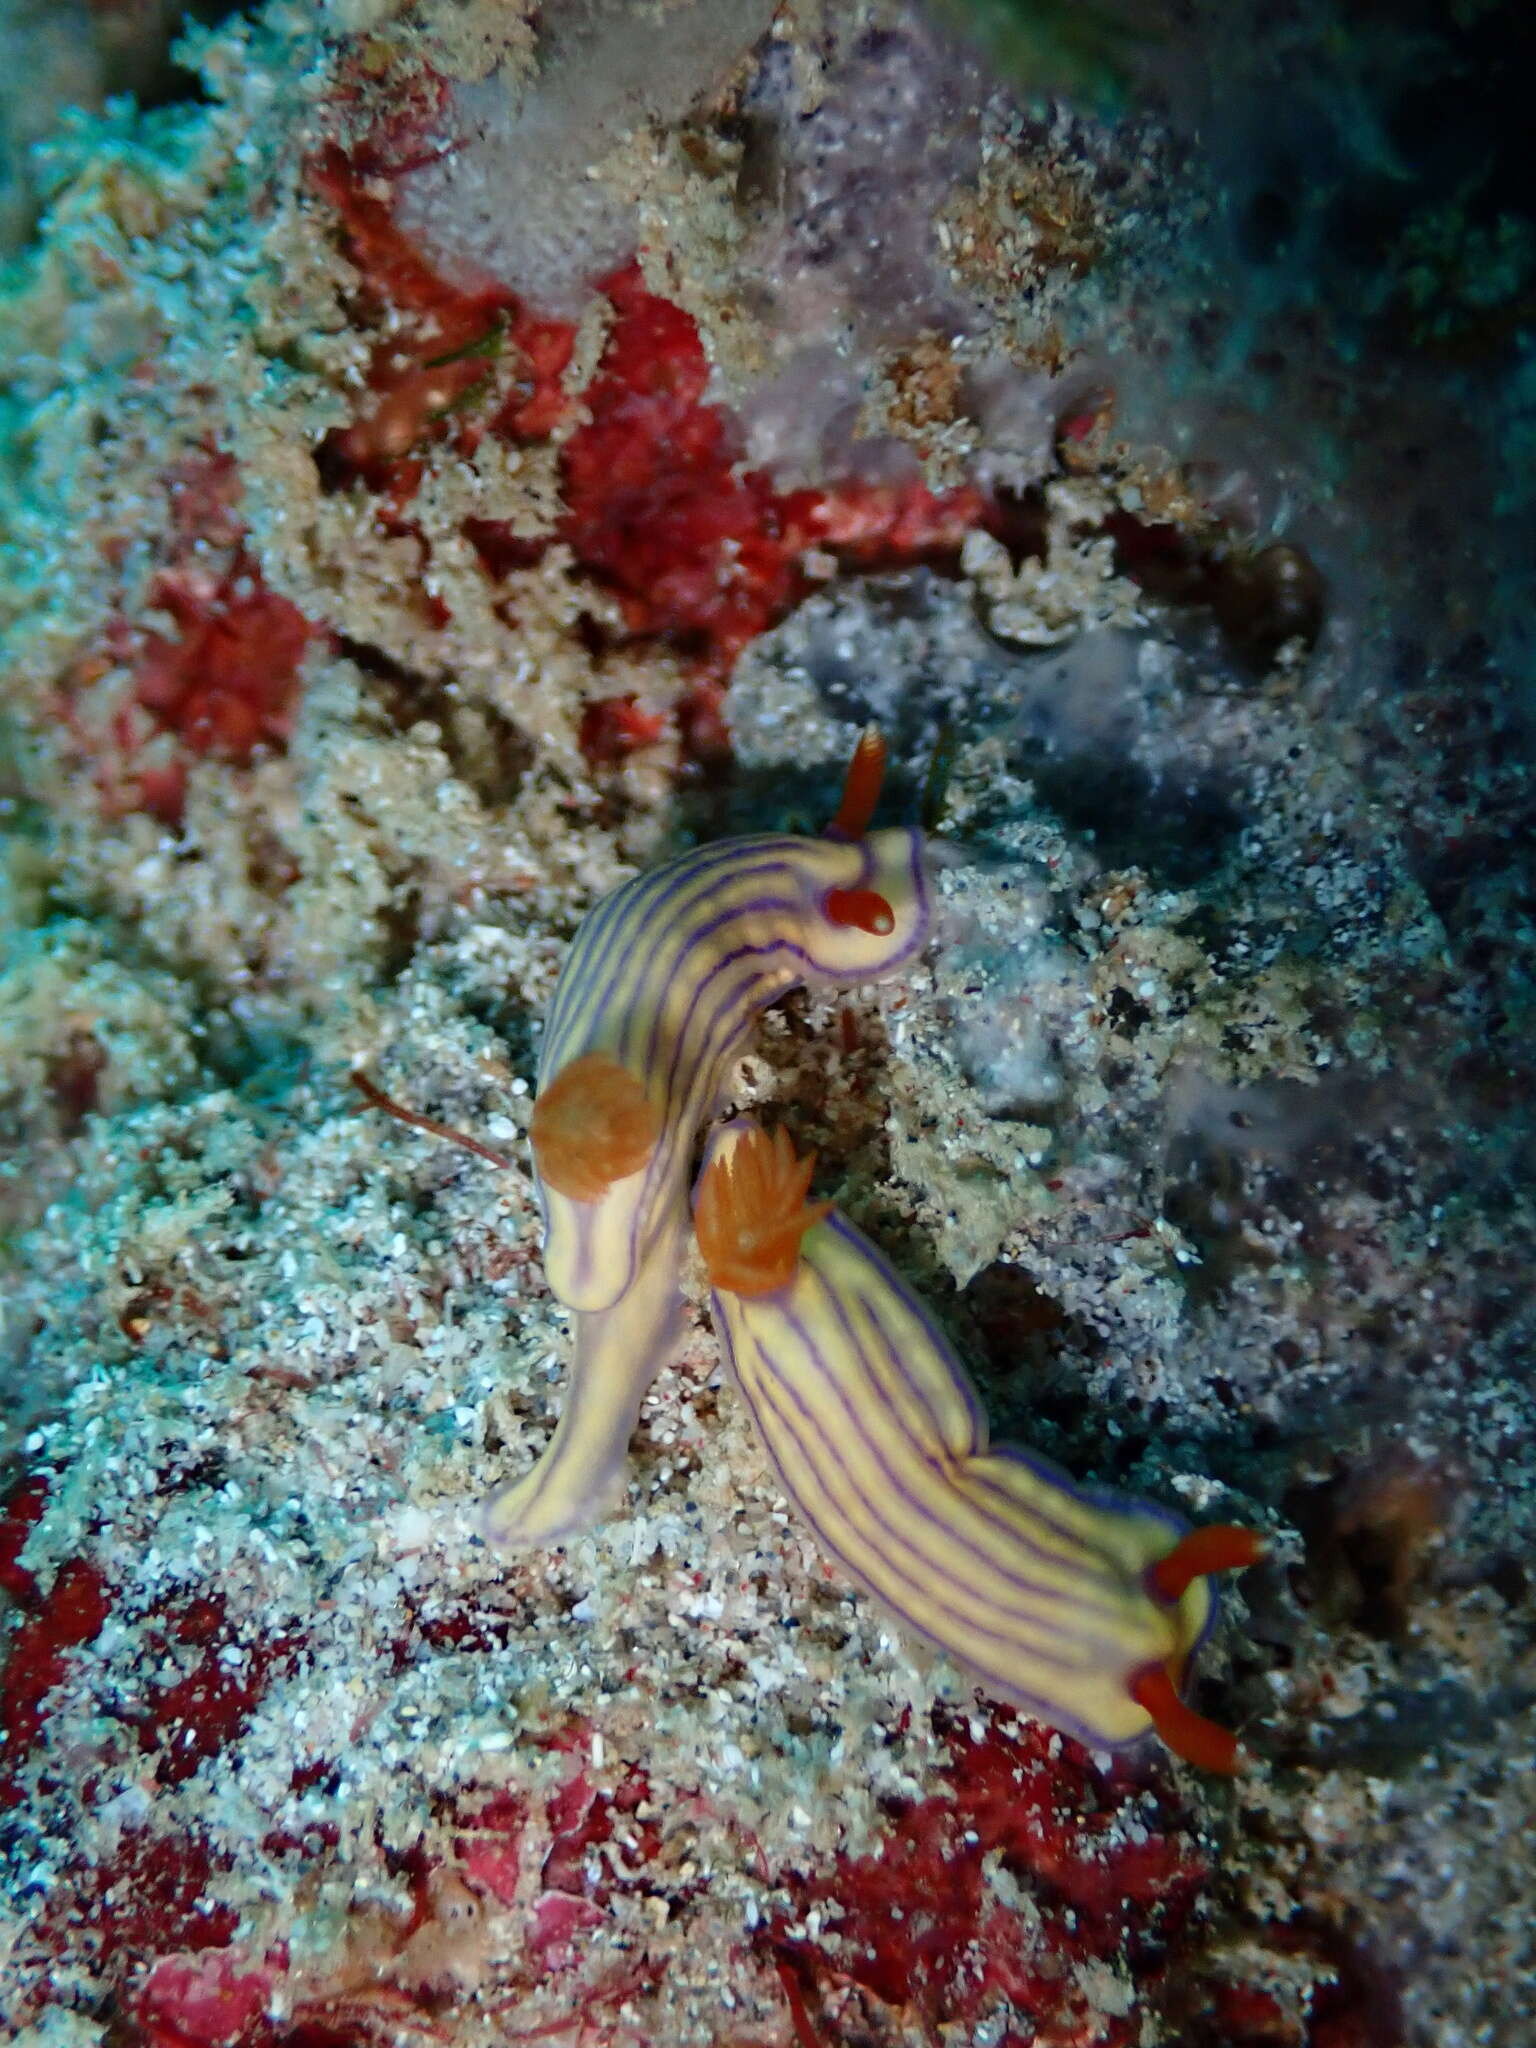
[486,732,934,1547]
[694,1118,1263,1770]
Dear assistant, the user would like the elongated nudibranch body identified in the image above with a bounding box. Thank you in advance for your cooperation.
[694,1120,1264,1771]
[487,732,932,1550]
[483,1217,686,1549]
[530,728,927,1316]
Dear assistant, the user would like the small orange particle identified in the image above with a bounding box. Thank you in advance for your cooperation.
[695,1126,831,1297]
[530,1053,660,1202]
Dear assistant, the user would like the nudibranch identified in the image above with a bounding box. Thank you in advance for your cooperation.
[694,1119,1264,1770]
[485,732,933,1548]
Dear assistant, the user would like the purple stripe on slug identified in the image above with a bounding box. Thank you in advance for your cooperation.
[552,943,813,1296]
[972,1447,1220,1661]
[634,944,810,1207]
[549,944,808,1297]
[800,828,930,981]
[550,835,781,1032]
[846,1250,1197,1585]
[824,1215,987,1449]
[627,891,804,1077]
[546,823,929,1071]
[819,1243,1106,1579]
[544,838,800,1059]
[559,824,929,1073]
[730,1327,1145,1748]
[795,1270,1135,1623]
[609,866,803,1064]
[819,1215,1181,1575]
[745,1336,1137,1756]
[542,847,738,1068]
[742,1331,1139,1745]
[768,1282,1121,1638]
[734,1303,1092,1675]
[967,1446,1191,1565]
[542,859,684,1061]
[644,932,812,1100]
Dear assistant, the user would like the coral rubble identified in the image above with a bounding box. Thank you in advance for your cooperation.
[1,2,1532,2044]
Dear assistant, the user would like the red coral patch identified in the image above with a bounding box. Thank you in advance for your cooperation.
[133,556,313,768]
[134,1948,283,2048]
[26,1826,243,2021]
[307,145,575,503]
[306,147,992,765]
[62,451,317,822]
[135,1595,299,1789]
[578,693,669,765]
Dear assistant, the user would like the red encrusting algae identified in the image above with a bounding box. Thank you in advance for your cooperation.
[133,551,313,761]
[305,136,989,768]
[0,1493,312,2035]
[307,145,577,507]
[0,1553,112,1788]
[134,1593,303,1789]
[773,1706,1207,2044]
[557,264,987,690]
[0,1474,50,1606]
[62,452,316,823]
[132,1947,284,2048]
[577,692,670,765]
[0,1475,113,1802]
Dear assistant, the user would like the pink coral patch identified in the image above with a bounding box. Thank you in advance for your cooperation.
[134,1949,281,2047]
[529,1890,607,1965]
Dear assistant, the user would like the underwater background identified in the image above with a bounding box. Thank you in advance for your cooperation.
[1,0,1532,2041]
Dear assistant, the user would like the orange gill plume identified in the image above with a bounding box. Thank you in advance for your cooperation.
[528,1051,661,1202]
[694,1125,831,1297]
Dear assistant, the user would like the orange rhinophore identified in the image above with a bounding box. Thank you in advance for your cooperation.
[694,1124,831,1297]
[826,724,888,842]
[528,1052,660,1202]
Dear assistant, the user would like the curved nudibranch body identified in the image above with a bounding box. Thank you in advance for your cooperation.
[531,810,930,1315]
[487,732,932,1551]
[695,1120,1263,1770]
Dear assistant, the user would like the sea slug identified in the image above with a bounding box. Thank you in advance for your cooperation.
[487,732,933,1546]
[694,1118,1262,1769]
